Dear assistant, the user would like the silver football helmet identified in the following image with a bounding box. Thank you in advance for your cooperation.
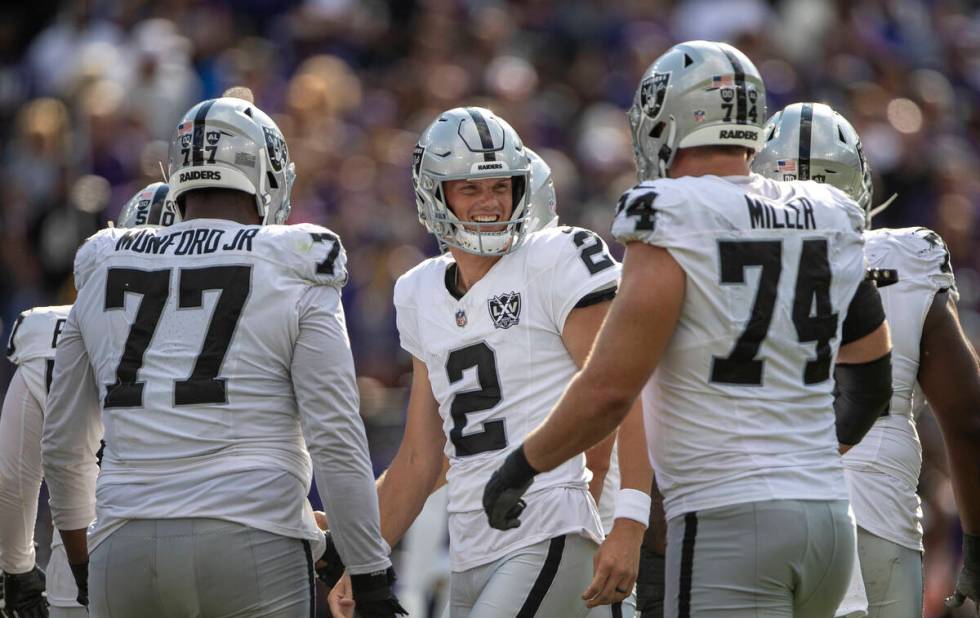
[167,97,295,225]
[752,102,875,220]
[629,40,766,181]
[116,182,179,228]
[412,107,531,255]
[525,148,558,232]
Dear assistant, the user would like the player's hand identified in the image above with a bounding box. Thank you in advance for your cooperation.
[68,562,88,608]
[2,567,49,618]
[327,572,355,618]
[314,510,329,530]
[315,530,346,589]
[350,568,407,618]
[583,519,644,608]
[946,532,980,613]
[483,445,537,530]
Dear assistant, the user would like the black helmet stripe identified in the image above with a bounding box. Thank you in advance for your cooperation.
[465,107,496,162]
[191,99,217,166]
[798,103,813,181]
[719,46,747,125]
[147,183,169,224]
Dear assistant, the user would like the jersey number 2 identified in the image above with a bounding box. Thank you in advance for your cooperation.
[710,239,838,386]
[446,342,507,456]
[103,266,251,408]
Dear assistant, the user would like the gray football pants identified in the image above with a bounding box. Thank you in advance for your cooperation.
[449,534,633,618]
[89,519,314,618]
[856,526,922,618]
[664,500,854,617]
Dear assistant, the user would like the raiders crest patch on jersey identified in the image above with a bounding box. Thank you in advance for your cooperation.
[488,292,521,329]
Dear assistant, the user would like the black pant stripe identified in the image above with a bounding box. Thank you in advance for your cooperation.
[191,99,217,166]
[798,103,814,180]
[612,601,623,618]
[719,46,747,125]
[516,535,566,617]
[465,107,497,162]
[678,512,698,618]
[301,539,316,618]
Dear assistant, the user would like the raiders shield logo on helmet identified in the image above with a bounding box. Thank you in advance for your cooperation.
[263,126,288,172]
[639,72,670,119]
[488,292,521,329]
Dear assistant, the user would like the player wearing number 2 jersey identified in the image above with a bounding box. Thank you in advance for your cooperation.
[40,96,401,618]
[485,41,894,618]
[754,102,980,616]
[324,107,649,618]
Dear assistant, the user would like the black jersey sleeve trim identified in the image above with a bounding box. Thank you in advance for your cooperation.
[574,285,618,309]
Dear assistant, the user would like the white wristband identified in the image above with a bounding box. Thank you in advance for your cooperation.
[613,488,651,526]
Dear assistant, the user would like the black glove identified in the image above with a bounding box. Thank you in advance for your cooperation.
[946,532,980,610]
[3,566,49,618]
[68,562,88,608]
[482,445,537,530]
[314,530,346,589]
[350,568,407,618]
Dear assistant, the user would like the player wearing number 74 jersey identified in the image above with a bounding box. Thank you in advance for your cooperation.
[40,96,402,617]
[485,41,894,617]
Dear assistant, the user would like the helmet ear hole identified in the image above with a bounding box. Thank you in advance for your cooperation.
[838,126,848,144]
[266,171,279,189]
[683,53,694,67]
[650,122,667,139]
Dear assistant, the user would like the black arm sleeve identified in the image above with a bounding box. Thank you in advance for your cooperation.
[841,278,886,344]
[834,352,892,445]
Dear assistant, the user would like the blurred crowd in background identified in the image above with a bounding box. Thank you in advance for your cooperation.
[0,0,978,615]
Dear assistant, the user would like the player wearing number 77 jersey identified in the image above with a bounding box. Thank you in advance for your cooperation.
[484,41,894,617]
[41,96,402,617]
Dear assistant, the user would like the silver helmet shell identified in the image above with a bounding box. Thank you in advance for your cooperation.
[412,107,531,256]
[525,147,558,232]
[629,40,766,181]
[752,102,873,219]
[167,97,295,225]
[116,182,179,228]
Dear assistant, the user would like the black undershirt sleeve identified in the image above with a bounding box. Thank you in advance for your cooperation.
[841,278,886,345]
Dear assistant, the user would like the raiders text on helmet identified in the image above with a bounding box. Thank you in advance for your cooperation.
[116,182,180,228]
[628,40,767,181]
[752,102,873,220]
[412,107,533,256]
[167,97,295,225]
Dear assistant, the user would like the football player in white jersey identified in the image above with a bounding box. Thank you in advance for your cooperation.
[326,108,652,618]
[39,96,403,618]
[485,41,896,617]
[753,102,980,615]
[0,183,177,618]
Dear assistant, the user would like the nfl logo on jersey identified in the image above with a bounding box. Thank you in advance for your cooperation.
[455,309,467,328]
[488,292,521,329]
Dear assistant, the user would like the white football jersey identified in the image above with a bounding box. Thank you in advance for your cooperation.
[43,220,390,574]
[3,305,80,607]
[394,226,618,570]
[843,227,957,551]
[6,305,70,401]
[613,174,867,521]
